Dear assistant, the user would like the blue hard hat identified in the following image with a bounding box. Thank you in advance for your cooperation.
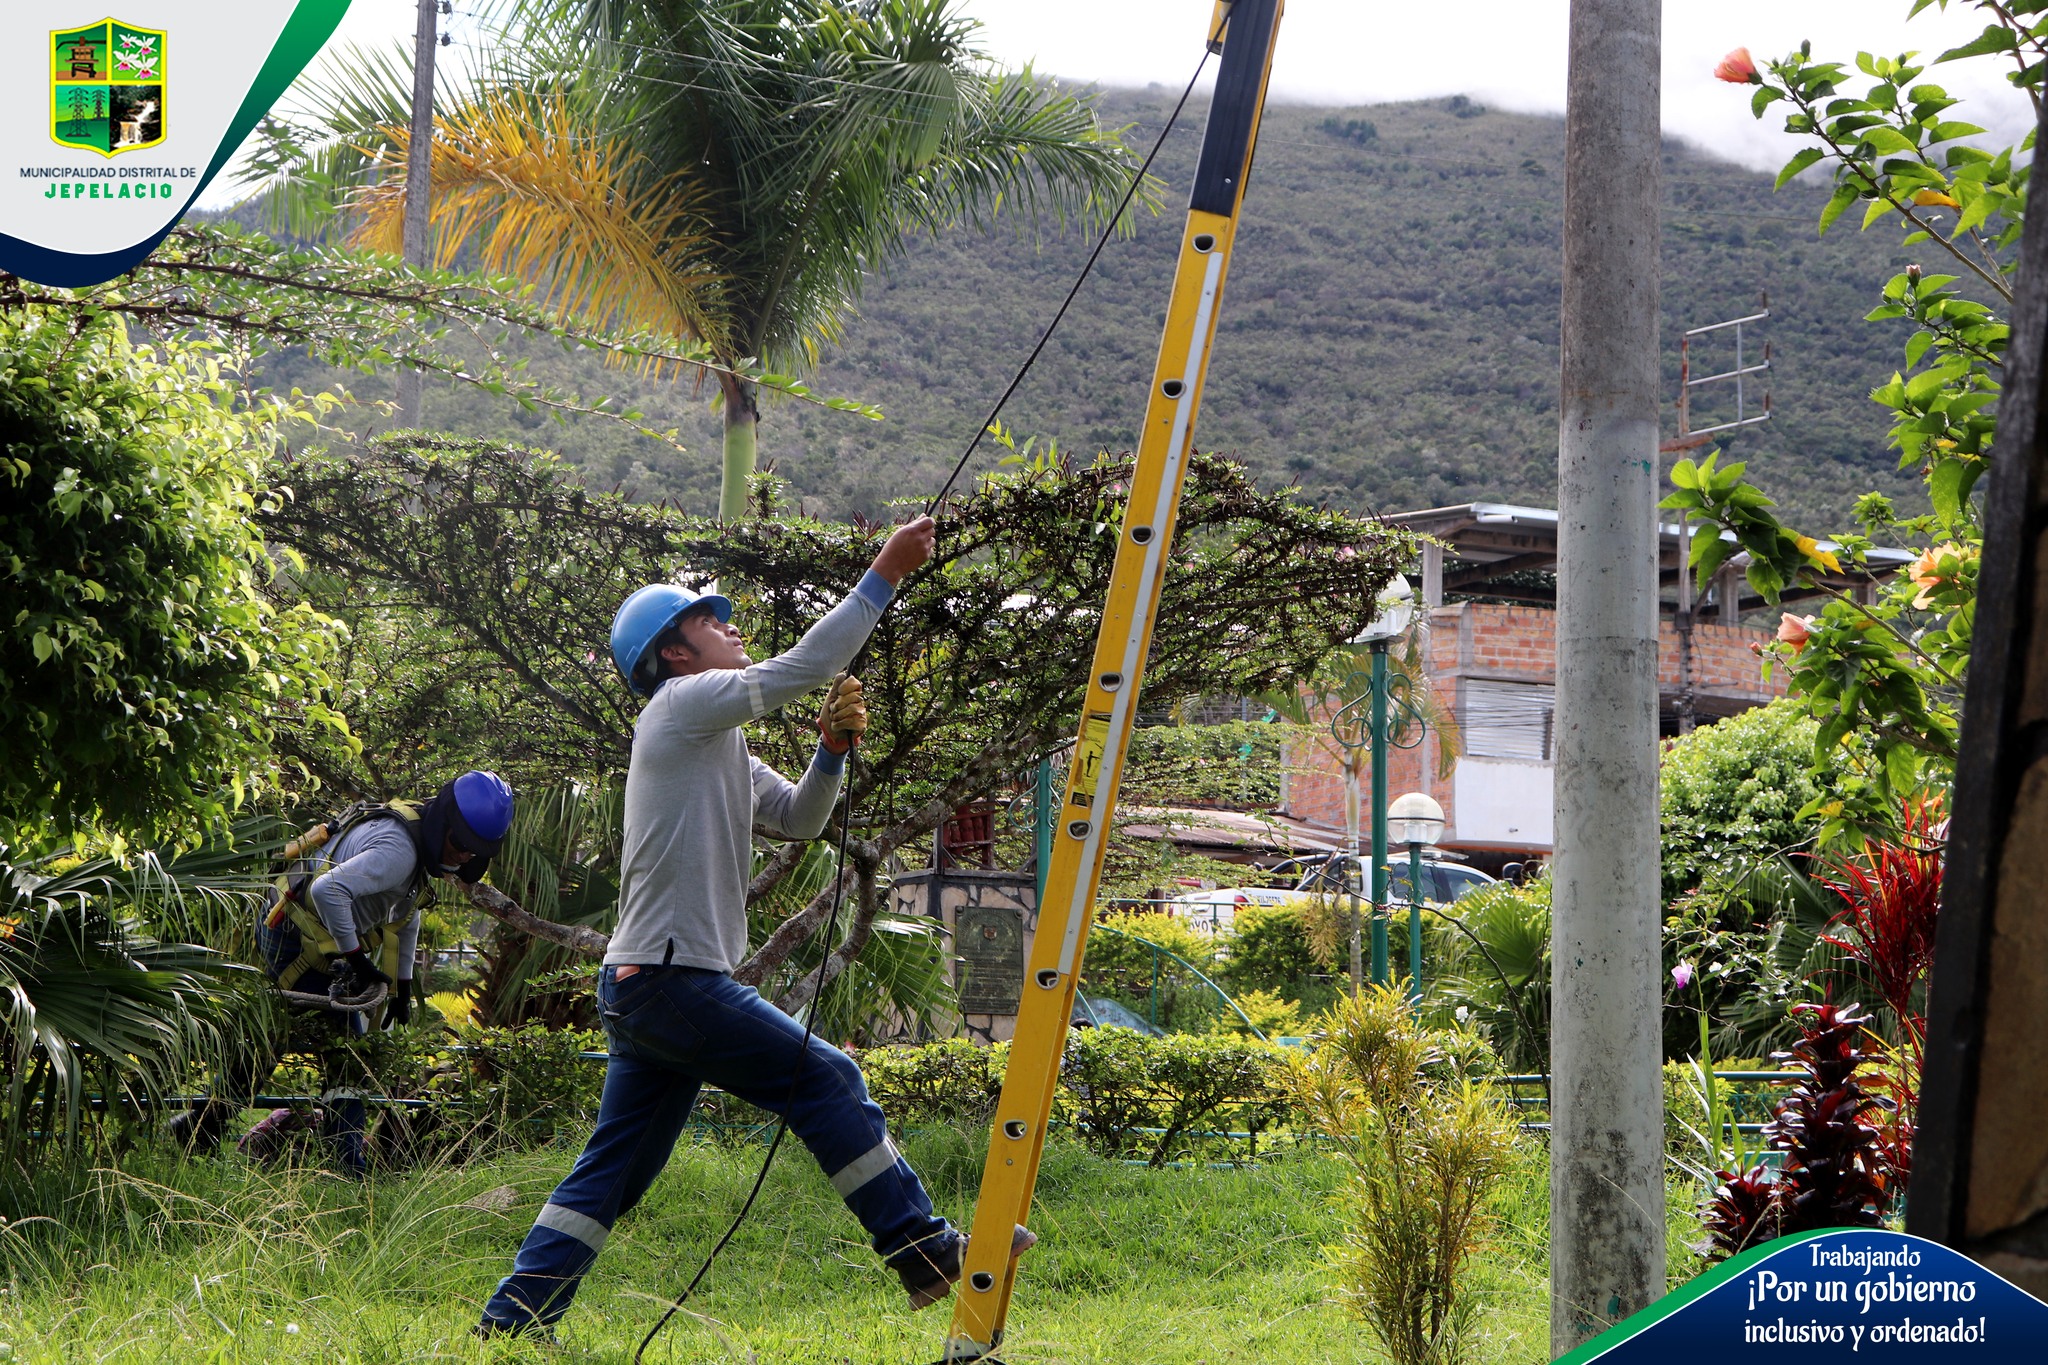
[611,583,732,697]
[450,770,515,850]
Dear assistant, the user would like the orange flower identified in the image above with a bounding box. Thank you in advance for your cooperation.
[1909,542,1973,609]
[1715,47,1759,84]
[1777,613,1815,653]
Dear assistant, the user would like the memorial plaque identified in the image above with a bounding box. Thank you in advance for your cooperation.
[956,903,1024,1015]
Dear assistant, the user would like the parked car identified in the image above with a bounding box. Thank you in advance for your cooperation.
[1164,885,1302,935]
[1283,852,1495,906]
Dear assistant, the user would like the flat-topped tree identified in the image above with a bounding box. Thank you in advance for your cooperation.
[264,431,1413,1004]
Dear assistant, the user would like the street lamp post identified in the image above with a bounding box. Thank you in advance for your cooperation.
[1388,791,1447,1003]
[1352,576,1415,989]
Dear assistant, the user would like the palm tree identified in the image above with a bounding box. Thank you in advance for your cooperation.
[278,0,1145,519]
[1,824,279,1162]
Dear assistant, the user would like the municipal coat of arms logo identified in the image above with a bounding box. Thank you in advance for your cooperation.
[50,18,166,156]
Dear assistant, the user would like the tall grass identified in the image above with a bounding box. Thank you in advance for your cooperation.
[0,1131,1389,1364]
[0,1122,1728,1363]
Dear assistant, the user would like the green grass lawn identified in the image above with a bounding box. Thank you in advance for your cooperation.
[0,1128,1709,1365]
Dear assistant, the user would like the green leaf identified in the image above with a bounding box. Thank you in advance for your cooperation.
[1752,86,1786,119]
[1669,457,1701,490]
[1819,183,1861,234]
[1904,368,1950,406]
[1884,740,1919,795]
[1957,191,2000,233]
[1747,559,1786,605]
[1934,25,2019,65]
[1693,535,1732,583]
[1928,120,1988,143]
[1775,147,1826,189]
[1858,126,1919,156]
[1929,458,1969,524]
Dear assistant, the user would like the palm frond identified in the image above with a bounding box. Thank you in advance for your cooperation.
[345,88,727,354]
[2,843,267,1160]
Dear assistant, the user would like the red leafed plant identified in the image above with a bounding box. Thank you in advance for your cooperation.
[1701,1002,1893,1260]
[1812,798,1942,1182]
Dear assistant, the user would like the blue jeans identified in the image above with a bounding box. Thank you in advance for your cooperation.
[479,965,951,1331]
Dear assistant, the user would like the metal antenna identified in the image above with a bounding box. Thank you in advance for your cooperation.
[1660,292,1773,734]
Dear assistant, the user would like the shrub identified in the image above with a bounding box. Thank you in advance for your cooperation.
[0,310,346,843]
[1220,986,1306,1039]
[1700,1002,1893,1260]
[1221,899,1329,1004]
[452,1021,607,1144]
[1660,700,1826,904]
[859,1037,1009,1131]
[1422,876,1550,1072]
[858,1030,1297,1164]
[1081,910,1227,1033]
[268,1018,608,1165]
[1062,1027,1296,1165]
[1297,985,1517,1365]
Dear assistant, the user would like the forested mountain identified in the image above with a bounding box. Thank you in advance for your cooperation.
[260,92,1936,529]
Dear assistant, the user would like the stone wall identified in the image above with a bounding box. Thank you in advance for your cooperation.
[892,868,1038,1043]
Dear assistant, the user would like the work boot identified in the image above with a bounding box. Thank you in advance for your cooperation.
[169,1100,237,1154]
[896,1224,1037,1311]
[326,952,391,1009]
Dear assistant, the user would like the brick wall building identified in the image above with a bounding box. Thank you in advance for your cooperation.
[1283,600,1785,864]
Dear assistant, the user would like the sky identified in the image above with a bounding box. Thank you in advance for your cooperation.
[235,0,2036,207]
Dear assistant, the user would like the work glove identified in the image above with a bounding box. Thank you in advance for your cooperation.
[819,673,867,754]
[387,984,413,1027]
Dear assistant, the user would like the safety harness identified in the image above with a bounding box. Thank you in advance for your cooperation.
[262,800,429,994]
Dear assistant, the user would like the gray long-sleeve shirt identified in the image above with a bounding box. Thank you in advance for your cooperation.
[304,816,425,979]
[606,572,893,970]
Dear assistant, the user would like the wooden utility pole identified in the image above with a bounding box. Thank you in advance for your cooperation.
[396,0,440,428]
[1551,0,1665,1352]
[1909,98,2048,1299]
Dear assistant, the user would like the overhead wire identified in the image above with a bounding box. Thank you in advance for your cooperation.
[921,19,1223,514]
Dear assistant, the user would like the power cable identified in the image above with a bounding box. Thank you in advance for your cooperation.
[923,26,1221,514]
[633,741,864,1365]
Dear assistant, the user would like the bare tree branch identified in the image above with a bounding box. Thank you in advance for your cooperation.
[775,850,882,1014]
[735,835,876,986]
[464,879,609,958]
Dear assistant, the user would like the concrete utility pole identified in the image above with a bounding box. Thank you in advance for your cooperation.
[396,0,440,428]
[1551,0,1666,1353]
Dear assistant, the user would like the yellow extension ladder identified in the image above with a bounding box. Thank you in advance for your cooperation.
[940,3,1286,1359]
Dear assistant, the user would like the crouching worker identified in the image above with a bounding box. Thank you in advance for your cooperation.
[479,516,1030,1337]
[172,770,515,1173]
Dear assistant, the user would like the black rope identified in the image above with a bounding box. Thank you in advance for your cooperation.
[633,746,863,1364]
[924,34,1219,515]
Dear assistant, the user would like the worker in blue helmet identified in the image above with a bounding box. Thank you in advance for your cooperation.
[171,770,515,1174]
[479,512,1030,1337]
